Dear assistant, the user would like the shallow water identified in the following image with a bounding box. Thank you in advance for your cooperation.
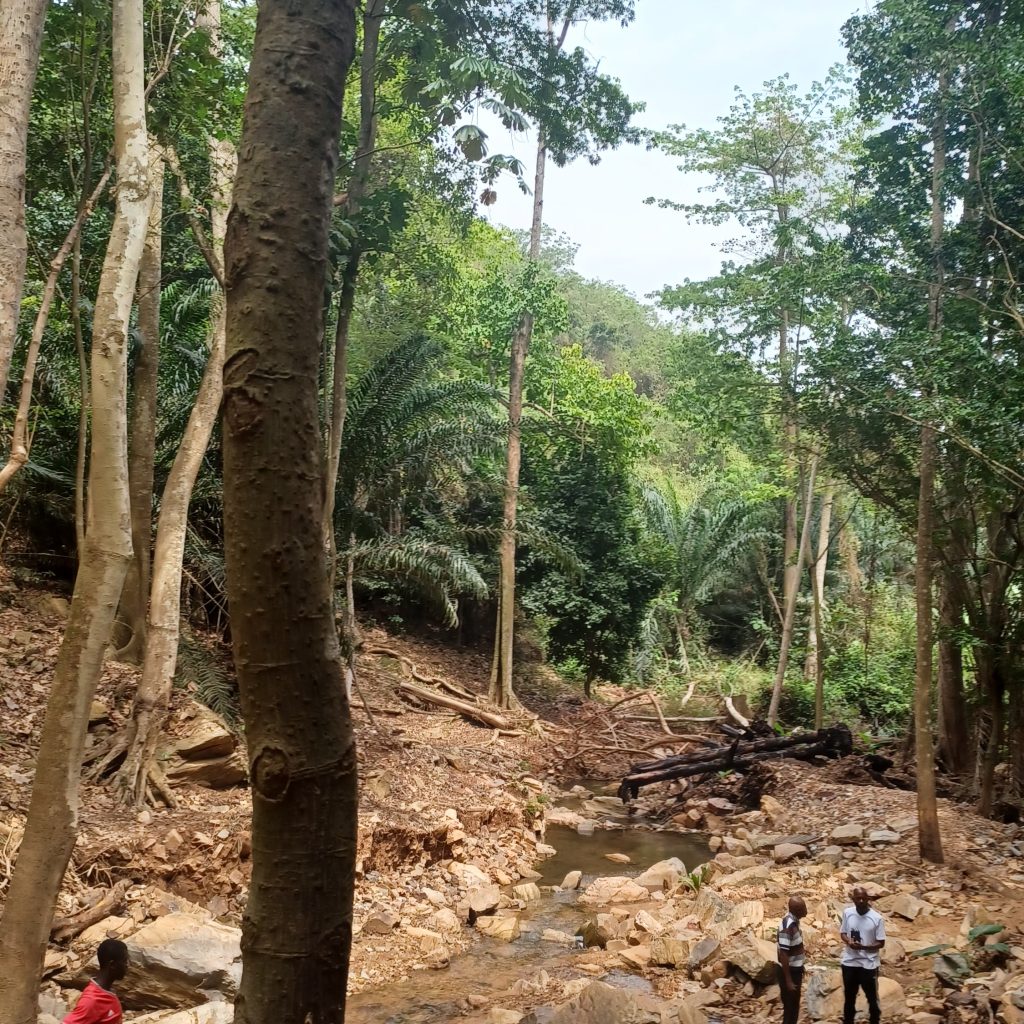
[344,820,711,1023]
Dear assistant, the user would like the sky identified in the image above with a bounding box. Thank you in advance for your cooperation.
[479,0,872,302]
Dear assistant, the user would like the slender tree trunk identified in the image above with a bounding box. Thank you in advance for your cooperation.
[0,169,111,496]
[767,454,818,726]
[323,0,384,590]
[804,484,834,684]
[675,613,691,675]
[114,152,164,661]
[0,0,49,406]
[976,652,1004,817]
[913,68,946,864]
[0,0,151,1018]
[839,509,864,608]
[221,1,358,1020]
[73,231,89,557]
[113,111,235,805]
[914,422,943,862]
[936,576,969,775]
[490,134,546,709]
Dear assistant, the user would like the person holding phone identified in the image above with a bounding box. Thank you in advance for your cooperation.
[839,886,886,1024]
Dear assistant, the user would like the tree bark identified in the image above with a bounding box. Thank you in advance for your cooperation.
[914,68,946,864]
[113,118,234,806]
[0,0,49,406]
[490,134,546,709]
[221,0,357,1021]
[804,485,834,686]
[936,575,969,776]
[0,0,151,1018]
[0,168,111,496]
[114,152,164,661]
[767,454,818,726]
[914,423,943,862]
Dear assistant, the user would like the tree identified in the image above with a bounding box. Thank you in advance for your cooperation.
[0,0,152,1018]
[221,0,358,1021]
[0,0,49,406]
[491,0,640,708]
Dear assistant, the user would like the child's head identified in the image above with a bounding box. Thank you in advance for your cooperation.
[97,938,129,981]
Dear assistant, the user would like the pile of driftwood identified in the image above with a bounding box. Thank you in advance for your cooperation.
[617,723,854,802]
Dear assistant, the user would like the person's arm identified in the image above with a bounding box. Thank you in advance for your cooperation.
[779,947,796,991]
[864,916,886,952]
[839,911,860,948]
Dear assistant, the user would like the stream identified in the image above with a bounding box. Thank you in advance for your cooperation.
[346,789,711,1024]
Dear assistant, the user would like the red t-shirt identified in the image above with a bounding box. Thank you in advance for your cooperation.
[62,981,122,1024]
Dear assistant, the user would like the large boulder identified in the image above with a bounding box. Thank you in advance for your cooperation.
[804,969,906,1020]
[476,914,521,942]
[688,935,721,971]
[172,704,236,760]
[649,936,689,967]
[115,913,242,1010]
[633,858,685,892]
[161,704,246,790]
[707,900,764,941]
[164,751,247,790]
[537,980,662,1024]
[579,877,650,905]
[693,888,734,927]
[132,1007,235,1024]
[723,931,778,985]
[577,914,618,949]
[468,884,501,915]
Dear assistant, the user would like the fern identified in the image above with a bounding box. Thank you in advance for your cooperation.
[174,628,238,722]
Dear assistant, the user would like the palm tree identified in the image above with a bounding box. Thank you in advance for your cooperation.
[640,475,772,674]
[334,334,503,633]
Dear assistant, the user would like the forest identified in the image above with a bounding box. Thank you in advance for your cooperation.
[0,1,1022,1023]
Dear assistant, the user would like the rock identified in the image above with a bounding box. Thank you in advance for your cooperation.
[450,862,491,888]
[37,1015,60,1024]
[513,883,541,903]
[425,947,450,969]
[115,913,242,1010]
[830,823,864,845]
[868,829,900,845]
[714,864,771,888]
[805,970,906,1020]
[707,900,765,941]
[164,751,247,790]
[560,871,583,891]
[933,952,971,986]
[510,969,551,996]
[889,893,928,921]
[676,1005,708,1024]
[362,908,400,934]
[694,888,734,926]
[708,798,735,813]
[723,931,777,984]
[79,916,133,947]
[578,914,618,948]
[604,853,631,864]
[407,926,446,954]
[618,945,652,970]
[773,843,809,863]
[633,858,685,892]
[476,914,521,942]
[688,935,721,970]
[576,820,598,835]
[633,910,663,936]
[650,936,689,967]
[88,700,109,723]
[819,845,844,865]
[760,795,786,821]
[130,1006,236,1024]
[579,877,650,905]
[468,885,501,915]
[540,980,653,1024]
[491,1010,525,1024]
[536,843,557,858]
[431,908,460,933]
[542,929,575,945]
[173,703,236,760]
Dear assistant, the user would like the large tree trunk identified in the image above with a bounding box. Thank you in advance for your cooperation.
[914,422,943,862]
[114,152,164,662]
[767,455,818,726]
[112,115,234,806]
[221,0,358,1021]
[0,0,151,1018]
[0,169,111,496]
[936,575,969,776]
[490,134,546,709]
[0,0,49,406]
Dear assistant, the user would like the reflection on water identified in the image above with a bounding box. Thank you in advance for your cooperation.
[345,822,710,1024]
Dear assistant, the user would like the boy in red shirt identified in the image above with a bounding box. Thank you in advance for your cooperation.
[63,939,129,1024]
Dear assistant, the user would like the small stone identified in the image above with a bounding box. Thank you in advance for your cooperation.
[604,853,631,864]
[560,870,583,890]
[831,823,864,845]
[513,883,541,903]
[362,908,399,935]
[868,829,900,845]
[890,893,928,921]
[475,914,520,942]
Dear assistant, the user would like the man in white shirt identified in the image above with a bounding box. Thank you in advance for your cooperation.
[839,886,886,1024]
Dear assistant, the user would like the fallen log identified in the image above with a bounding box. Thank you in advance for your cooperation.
[396,681,510,730]
[50,879,131,944]
[618,724,853,801]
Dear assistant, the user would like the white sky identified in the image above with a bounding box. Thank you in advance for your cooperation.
[480,0,872,301]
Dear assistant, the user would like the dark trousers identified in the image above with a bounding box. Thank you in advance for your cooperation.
[779,964,804,1024]
[842,965,880,1024]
